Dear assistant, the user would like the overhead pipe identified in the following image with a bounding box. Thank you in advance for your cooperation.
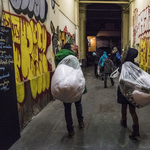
[123,0,135,12]
[79,1,129,4]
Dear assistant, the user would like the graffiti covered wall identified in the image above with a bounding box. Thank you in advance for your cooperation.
[2,0,52,128]
[1,0,80,130]
[132,2,150,73]
[130,0,150,73]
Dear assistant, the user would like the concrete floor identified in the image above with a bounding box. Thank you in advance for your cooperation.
[10,66,150,150]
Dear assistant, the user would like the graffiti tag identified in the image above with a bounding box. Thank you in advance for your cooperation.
[9,0,48,23]
[133,6,150,39]
[3,11,51,83]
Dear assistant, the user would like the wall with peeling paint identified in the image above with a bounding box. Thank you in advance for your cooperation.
[129,0,150,73]
[1,0,79,129]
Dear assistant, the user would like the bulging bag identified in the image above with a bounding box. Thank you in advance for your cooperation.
[97,65,100,76]
[119,61,150,108]
[51,55,85,103]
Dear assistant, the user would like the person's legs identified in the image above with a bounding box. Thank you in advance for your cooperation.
[75,99,84,128]
[63,102,74,132]
[109,73,114,86]
[129,104,140,140]
[104,73,108,88]
[120,104,127,127]
[94,64,98,77]
[129,104,139,125]
[101,67,104,80]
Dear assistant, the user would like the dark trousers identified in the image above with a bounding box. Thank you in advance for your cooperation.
[104,73,114,85]
[94,64,98,77]
[63,99,83,132]
[100,66,104,79]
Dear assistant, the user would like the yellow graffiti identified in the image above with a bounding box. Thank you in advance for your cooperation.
[3,11,50,102]
[60,31,66,49]
[30,71,50,99]
[16,82,25,103]
[139,37,150,72]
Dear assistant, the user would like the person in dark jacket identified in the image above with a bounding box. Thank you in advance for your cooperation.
[55,43,85,138]
[111,47,121,69]
[92,52,99,78]
[117,45,140,140]
[104,53,114,88]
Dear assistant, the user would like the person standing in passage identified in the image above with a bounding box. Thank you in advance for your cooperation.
[104,53,114,88]
[55,43,85,138]
[92,52,99,78]
[111,47,121,69]
[117,45,140,140]
[98,51,107,80]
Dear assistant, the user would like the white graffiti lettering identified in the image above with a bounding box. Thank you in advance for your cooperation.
[9,0,22,9]
[137,6,150,37]
[0,72,10,80]
[9,0,48,23]
[21,0,30,10]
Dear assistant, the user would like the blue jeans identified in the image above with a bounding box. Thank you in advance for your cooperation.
[63,99,83,132]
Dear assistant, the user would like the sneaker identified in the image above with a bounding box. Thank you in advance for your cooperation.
[68,131,75,138]
[79,122,84,129]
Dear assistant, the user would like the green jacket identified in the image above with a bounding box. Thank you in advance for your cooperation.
[55,48,87,94]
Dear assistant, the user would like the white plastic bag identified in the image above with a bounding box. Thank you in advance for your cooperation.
[119,61,150,108]
[97,65,100,76]
[51,55,85,103]
[110,67,119,78]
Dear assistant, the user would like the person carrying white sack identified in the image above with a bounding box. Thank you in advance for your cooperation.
[54,43,87,138]
[117,45,140,141]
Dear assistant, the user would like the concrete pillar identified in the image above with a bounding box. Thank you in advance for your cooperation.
[0,0,2,25]
[79,4,86,60]
[121,8,129,49]
[74,0,80,48]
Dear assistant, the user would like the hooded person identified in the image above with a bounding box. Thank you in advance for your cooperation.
[98,51,107,80]
[117,46,140,141]
[104,53,114,88]
[92,52,99,78]
[111,47,121,69]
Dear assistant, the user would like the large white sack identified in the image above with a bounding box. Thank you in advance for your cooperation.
[119,61,150,108]
[58,55,80,69]
[51,64,85,103]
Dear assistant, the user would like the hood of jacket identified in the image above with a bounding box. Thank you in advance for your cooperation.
[119,48,138,73]
[102,51,107,59]
[125,48,138,63]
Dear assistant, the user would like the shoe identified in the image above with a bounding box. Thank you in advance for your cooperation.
[120,119,127,128]
[129,125,140,141]
[102,77,104,80]
[112,82,114,86]
[104,84,107,88]
[68,131,75,138]
[79,122,84,129]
